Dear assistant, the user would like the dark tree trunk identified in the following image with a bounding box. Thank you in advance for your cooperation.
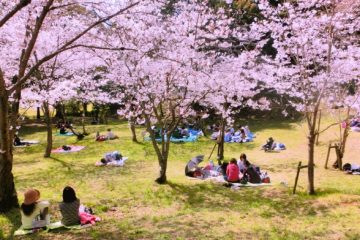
[307,131,316,195]
[130,120,138,142]
[43,101,52,158]
[55,103,63,120]
[81,106,88,135]
[217,118,225,161]
[36,107,41,119]
[82,102,88,117]
[0,90,19,212]
[156,155,168,184]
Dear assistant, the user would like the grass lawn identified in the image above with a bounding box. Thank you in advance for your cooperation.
[1,117,360,239]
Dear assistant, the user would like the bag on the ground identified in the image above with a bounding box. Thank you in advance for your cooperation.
[240,175,248,184]
[62,145,72,151]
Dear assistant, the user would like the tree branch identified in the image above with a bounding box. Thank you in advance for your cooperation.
[0,0,31,28]
[7,1,140,94]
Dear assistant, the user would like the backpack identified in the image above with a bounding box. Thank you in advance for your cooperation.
[240,175,248,184]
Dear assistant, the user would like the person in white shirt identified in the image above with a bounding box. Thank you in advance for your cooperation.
[20,189,50,229]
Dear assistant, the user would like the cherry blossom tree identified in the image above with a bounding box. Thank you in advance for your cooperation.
[108,0,236,183]
[0,0,140,212]
[254,0,360,194]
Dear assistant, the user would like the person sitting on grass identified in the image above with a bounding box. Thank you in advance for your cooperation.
[243,160,261,184]
[20,189,50,230]
[262,137,275,151]
[59,186,80,226]
[106,129,119,140]
[95,131,107,141]
[59,124,67,134]
[237,153,249,173]
[224,129,232,142]
[226,158,240,183]
[14,134,29,146]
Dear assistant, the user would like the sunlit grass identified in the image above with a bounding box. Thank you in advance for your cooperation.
[1,116,360,239]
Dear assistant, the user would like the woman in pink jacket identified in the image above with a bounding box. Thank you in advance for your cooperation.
[226,158,240,183]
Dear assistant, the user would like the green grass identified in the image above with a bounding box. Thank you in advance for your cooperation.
[2,117,360,239]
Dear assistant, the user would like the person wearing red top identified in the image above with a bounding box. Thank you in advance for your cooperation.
[226,158,240,183]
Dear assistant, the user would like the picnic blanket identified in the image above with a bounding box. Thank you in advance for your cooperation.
[55,132,74,136]
[51,146,85,153]
[95,157,128,167]
[144,134,199,143]
[14,221,94,236]
[14,140,40,148]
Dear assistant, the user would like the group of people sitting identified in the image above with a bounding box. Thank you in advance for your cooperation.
[210,125,254,143]
[185,154,270,184]
[350,117,360,132]
[261,137,286,152]
[95,129,119,141]
[20,187,99,230]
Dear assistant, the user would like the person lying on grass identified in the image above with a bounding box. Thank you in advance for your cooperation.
[21,189,50,230]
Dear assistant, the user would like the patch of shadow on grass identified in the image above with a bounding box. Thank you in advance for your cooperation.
[49,157,74,171]
[1,208,21,240]
[165,181,331,218]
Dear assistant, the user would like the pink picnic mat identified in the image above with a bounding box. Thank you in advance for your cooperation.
[51,145,85,153]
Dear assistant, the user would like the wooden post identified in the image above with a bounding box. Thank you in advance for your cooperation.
[208,142,217,161]
[325,144,331,169]
[293,161,302,194]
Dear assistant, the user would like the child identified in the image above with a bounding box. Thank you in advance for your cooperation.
[20,189,50,229]
[59,186,80,226]
[106,129,118,140]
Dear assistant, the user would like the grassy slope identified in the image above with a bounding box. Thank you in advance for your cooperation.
[1,118,360,240]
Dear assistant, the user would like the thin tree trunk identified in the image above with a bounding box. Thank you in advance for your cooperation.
[217,118,225,161]
[81,105,88,135]
[36,107,41,119]
[0,88,19,212]
[308,131,316,195]
[130,119,138,142]
[83,103,88,117]
[43,101,52,158]
[338,107,351,170]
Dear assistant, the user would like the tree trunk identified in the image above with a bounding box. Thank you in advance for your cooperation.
[0,91,19,212]
[36,107,41,119]
[130,120,138,142]
[43,101,52,158]
[307,132,316,195]
[156,155,168,184]
[81,105,88,135]
[82,103,88,117]
[217,118,225,161]
[55,103,64,120]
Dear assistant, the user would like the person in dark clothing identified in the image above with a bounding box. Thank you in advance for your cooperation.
[14,134,24,146]
[262,137,274,151]
[59,186,80,226]
[59,125,67,134]
[243,160,261,183]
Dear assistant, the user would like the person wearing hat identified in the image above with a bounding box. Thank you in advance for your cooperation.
[21,189,50,229]
[59,186,80,226]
